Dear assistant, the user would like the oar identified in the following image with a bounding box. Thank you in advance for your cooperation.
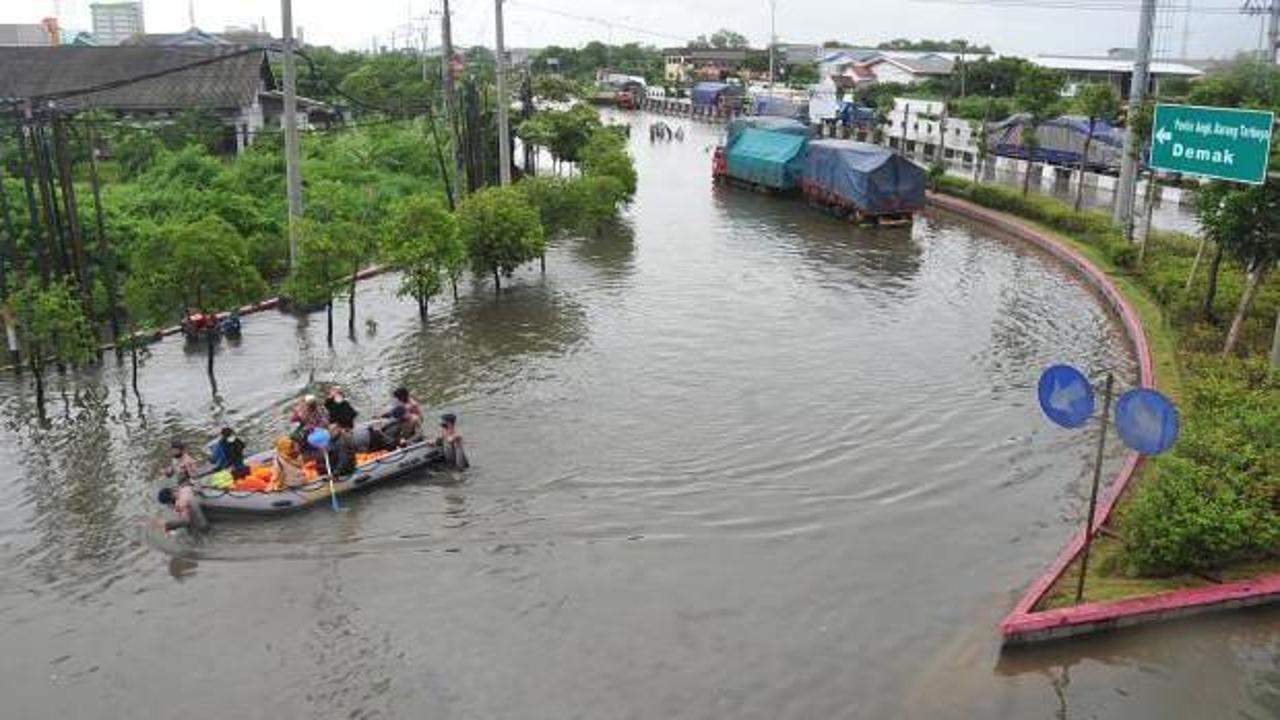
[307,427,339,511]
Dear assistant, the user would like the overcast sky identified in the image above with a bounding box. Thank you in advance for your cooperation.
[12,0,1267,60]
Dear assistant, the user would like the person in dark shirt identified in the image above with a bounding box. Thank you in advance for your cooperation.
[210,427,247,477]
[327,423,358,476]
[325,386,359,430]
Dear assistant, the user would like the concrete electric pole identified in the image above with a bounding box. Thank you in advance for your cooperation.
[494,0,512,185]
[441,0,465,192]
[1113,0,1157,238]
[768,0,777,93]
[281,0,304,273]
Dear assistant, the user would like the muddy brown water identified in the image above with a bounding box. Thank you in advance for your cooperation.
[0,114,1274,719]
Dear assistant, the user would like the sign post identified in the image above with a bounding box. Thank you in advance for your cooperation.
[1149,104,1274,184]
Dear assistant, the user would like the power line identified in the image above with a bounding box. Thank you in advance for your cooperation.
[504,0,686,43]
[909,0,1243,13]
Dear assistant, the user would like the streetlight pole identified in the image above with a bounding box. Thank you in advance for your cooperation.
[494,0,511,185]
[280,0,304,273]
[767,0,777,93]
[1113,0,1157,239]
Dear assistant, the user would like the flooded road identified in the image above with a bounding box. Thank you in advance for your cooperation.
[1,113,1274,719]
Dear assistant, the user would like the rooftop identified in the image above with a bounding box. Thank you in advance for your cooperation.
[0,46,270,112]
[1031,55,1203,76]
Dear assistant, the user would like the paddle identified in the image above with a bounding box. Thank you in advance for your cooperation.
[307,427,340,511]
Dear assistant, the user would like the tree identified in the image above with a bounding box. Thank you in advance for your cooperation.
[579,128,637,201]
[288,219,363,347]
[1014,65,1065,196]
[1071,83,1120,211]
[710,29,750,49]
[12,277,96,417]
[1194,180,1280,356]
[788,64,819,86]
[876,38,993,53]
[457,186,544,294]
[384,194,463,319]
[962,56,1030,98]
[122,216,266,392]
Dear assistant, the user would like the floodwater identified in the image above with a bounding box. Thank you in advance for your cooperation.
[0,113,1274,719]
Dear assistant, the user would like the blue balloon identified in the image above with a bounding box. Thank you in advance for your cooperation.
[307,427,332,450]
[1115,388,1179,455]
[1037,364,1096,429]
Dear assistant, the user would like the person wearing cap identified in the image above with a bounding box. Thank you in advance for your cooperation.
[436,413,468,469]
[164,440,199,482]
[210,427,247,477]
[325,386,359,431]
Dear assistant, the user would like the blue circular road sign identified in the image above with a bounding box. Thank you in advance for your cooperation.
[1038,364,1096,429]
[1115,388,1179,455]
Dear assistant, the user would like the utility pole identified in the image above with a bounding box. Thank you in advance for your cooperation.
[494,0,512,186]
[281,0,303,273]
[1113,0,1157,238]
[1269,0,1280,62]
[768,0,777,93]
[441,0,465,191]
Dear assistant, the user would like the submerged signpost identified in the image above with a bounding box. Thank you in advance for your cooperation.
[1037,365,1179,603]
[1148,104,1274,184]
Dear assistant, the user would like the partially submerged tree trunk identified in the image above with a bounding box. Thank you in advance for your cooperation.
[348,264,358,338]
[492,267,501,295]
[1074,121,1094,211]
[1223,263,1267,358]
[30,349,45,417]
[326,298,334,347]
[205,326,217,395]
[130,339,139,392]
[1200,244,1226,322]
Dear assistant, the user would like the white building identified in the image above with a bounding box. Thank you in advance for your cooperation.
[1029,55,1202,99]
[91,1,145,46]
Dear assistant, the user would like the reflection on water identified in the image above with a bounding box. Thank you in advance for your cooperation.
[0,111,1269,719]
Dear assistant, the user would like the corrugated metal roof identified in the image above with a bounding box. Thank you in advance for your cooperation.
[0,46,269,111]
[1032,55,1203,76]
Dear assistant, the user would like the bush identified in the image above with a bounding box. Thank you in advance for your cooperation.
[1120,360,1280,575]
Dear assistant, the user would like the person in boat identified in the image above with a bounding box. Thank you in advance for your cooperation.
[378,387,422,446]
[165,439,199,481]
[290,394,330,457]
[327,423,358,477]
[157,476,208,533]
[220,309,242,336]
[325,386,359,431]
[436,413,469,470]
[210,427,248,477]
[271,436,308,490]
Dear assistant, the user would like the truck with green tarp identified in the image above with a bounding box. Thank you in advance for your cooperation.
[713,117,812,191]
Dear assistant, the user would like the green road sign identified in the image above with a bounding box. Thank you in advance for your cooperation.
[1149,104,1274,184]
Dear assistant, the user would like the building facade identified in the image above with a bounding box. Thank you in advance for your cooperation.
[91,1,145,46]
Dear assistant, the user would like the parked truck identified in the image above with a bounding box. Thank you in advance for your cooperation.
[799,140,927,225]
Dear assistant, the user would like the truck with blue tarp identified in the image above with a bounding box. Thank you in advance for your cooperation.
[691,81,743,109]
[799,140,926,224]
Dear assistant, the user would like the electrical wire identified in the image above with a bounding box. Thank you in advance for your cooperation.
[505,0,685,43]
[908,0,1243,13]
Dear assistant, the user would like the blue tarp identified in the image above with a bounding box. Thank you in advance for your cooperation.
[692,82,731,107]
[725,128,808,190]
[726,117,810,149]
[754,95,799,118]
[802,140,926,216]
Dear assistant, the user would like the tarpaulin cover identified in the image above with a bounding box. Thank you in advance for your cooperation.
[726,116,810,148]
[725,128,808,190]
[753,94,799,119]
[691,82,730,107]
[802,140,926,215]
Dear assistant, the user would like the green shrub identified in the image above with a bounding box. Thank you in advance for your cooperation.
[1120,360,1280,575]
